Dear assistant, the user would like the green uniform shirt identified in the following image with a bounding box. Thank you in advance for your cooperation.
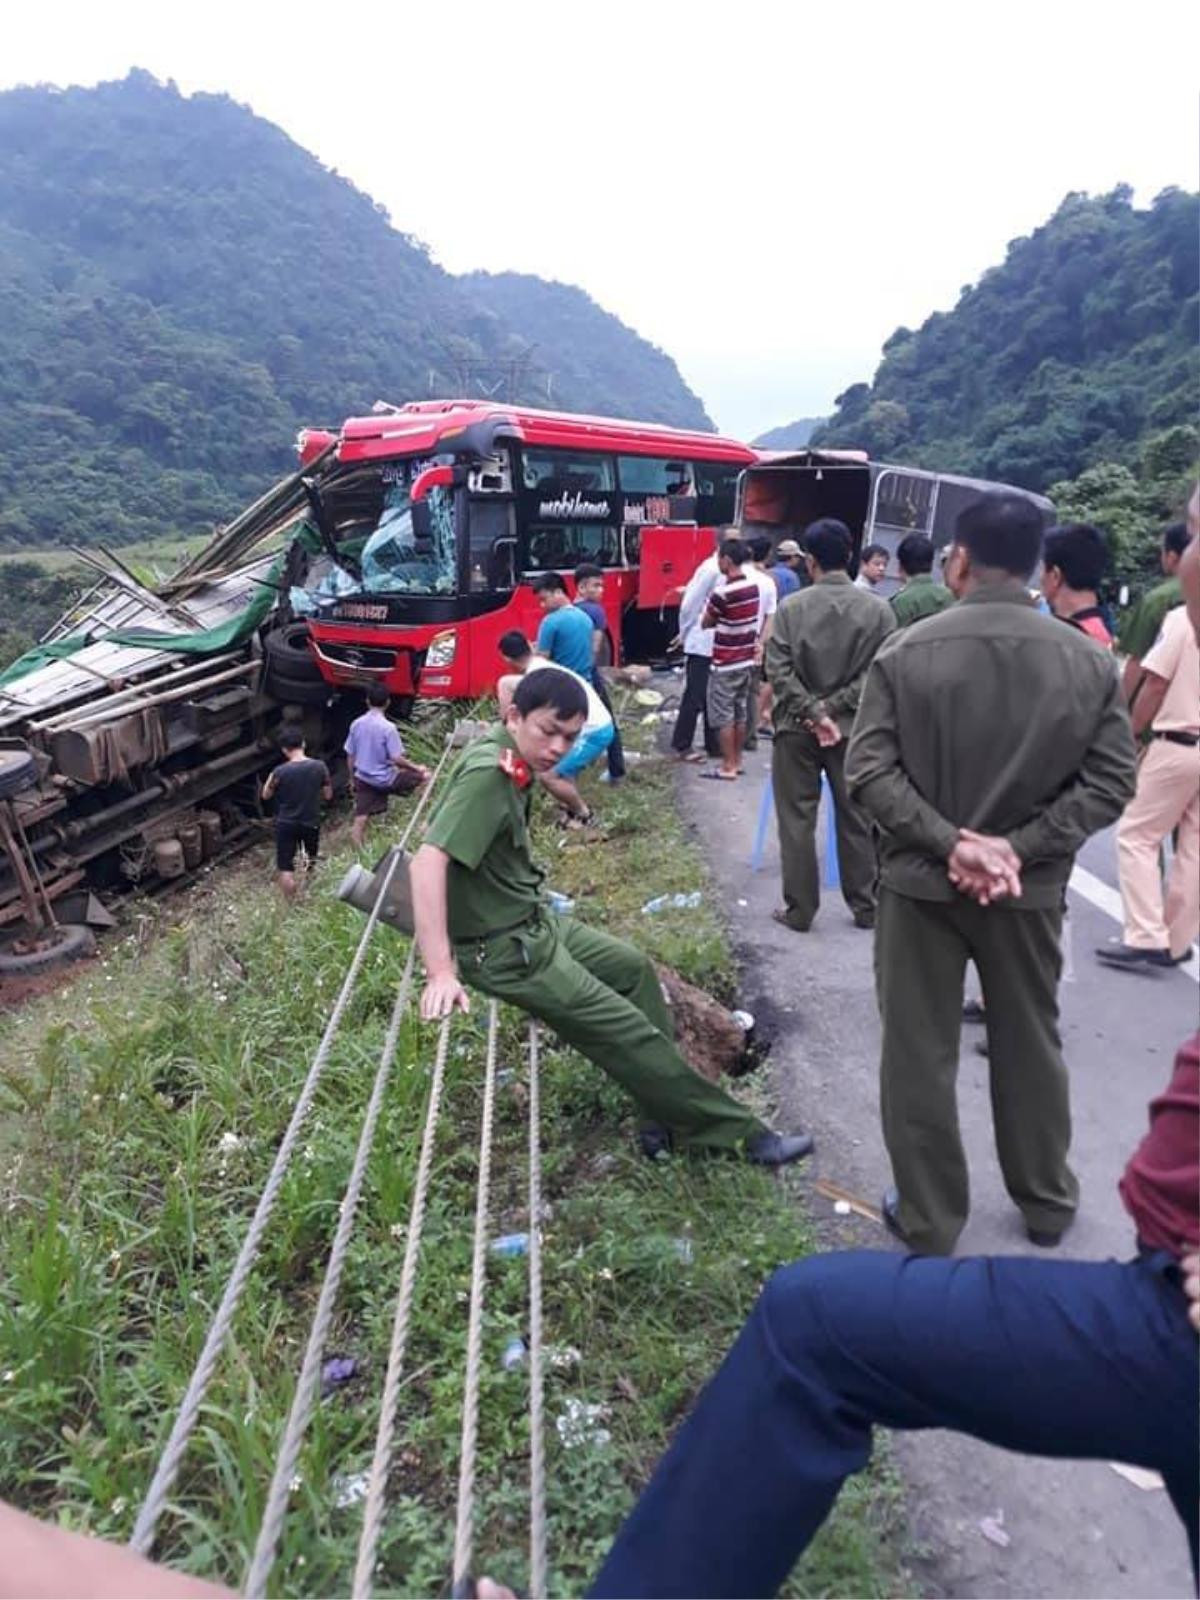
[423,728,543,940]
[890,573,956,629]
[765,571,896,733]
[845,580,1137,907]
[1118,576,1182,661]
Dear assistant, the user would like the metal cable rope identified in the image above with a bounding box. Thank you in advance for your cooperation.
[351,1013,454,1600]
[526,1022,548,1599]
[243,945,417,1596]
[130,734,456,1556]
[451,999,501,1594]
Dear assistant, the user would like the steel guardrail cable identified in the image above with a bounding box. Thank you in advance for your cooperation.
[131,730,458,1556]
[351,1013,454,1599]
[527,1022,548,1599]
[242,946,418,1596]
[451,1000,501,1596]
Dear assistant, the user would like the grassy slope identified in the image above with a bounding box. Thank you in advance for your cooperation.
[0,714,907,1597]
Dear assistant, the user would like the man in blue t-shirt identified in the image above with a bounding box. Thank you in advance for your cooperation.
[574,562,626,782]
[534,572,596,676]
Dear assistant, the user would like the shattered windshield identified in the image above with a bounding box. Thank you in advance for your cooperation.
[361,483,457,595]
[292,466,459,611]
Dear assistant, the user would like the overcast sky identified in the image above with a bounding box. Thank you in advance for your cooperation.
[4,0,1197,439]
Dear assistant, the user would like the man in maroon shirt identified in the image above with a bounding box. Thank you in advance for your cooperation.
[589,1038,1199,1598]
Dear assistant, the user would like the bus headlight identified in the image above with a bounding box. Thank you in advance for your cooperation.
[426,630,458,668]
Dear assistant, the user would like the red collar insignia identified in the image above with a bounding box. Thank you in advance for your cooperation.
[498,747,533,789]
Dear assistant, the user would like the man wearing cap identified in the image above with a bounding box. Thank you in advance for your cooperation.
[769,540,804,599]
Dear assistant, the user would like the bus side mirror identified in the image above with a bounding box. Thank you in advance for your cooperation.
[411,498,434,551]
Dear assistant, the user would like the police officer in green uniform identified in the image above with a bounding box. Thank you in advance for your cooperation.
[846,492,1137,1255]
[410,666,813,1165]
[889,533,956,629]
[764,518,896,932]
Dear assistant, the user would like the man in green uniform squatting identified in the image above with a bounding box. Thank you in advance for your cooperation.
[410,666,813,1166]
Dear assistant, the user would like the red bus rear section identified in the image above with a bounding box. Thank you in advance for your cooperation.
[293,400,757,704]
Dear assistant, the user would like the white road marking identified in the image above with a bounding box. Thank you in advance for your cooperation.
[1069,864,1199,985]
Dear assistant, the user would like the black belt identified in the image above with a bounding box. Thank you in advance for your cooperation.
[1151,730,1200,747]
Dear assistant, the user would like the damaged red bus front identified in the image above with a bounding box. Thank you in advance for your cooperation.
[289,401,758,706]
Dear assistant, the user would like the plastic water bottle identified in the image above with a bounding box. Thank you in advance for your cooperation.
[641,890,703,914]
[491,1232,530,1258]
[502,1337,528,1371]
[546,890,575,914]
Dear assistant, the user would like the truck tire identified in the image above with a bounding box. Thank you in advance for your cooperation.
[0,749,37,798]
[264,623,323,682]
[263,666,333,707]
[0,923,97,975]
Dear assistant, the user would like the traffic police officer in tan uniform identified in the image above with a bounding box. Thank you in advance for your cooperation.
[765,518,895,931]
[846,492,1137,1255]
[410,666,813,1166]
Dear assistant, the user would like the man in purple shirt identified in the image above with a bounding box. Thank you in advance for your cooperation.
[344,684,430,847]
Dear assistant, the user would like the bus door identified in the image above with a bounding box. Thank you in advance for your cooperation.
[865,468,940,595]
[635,524,713,609]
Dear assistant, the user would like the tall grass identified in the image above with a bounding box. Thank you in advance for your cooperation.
[0,712,907,1596]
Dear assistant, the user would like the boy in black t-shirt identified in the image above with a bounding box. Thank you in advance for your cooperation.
[261,731,332,900]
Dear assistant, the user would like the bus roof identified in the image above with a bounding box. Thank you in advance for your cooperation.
[330,399,758,466]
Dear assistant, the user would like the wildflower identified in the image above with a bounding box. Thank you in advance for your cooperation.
[110,1497,127,1517]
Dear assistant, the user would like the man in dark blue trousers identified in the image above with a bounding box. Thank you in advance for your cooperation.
[588,1031,1199,1600]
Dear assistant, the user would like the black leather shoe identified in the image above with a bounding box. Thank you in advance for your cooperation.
[881,1186,909,1244]
[1095,942,1171,972]
[962,998,987,1024]
[639,1124,673,1161]
[1027,1226,1064,1248]
[852,912,876,930]
[746,1131,814,1167]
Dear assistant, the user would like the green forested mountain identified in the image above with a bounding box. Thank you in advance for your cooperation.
[0,71,711,550]
[813,188,1197,492]
[752,417,825,450]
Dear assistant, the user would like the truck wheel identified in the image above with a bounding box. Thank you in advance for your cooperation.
[0,749,37,799]
[263,667,333,707]
[0,923,97,975]
[264,623,324,682]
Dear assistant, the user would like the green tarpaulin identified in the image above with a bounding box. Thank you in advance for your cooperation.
[0,552,285,689]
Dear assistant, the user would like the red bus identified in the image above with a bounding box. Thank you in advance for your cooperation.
[289,400,758,705]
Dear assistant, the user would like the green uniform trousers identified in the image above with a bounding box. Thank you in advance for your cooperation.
[875,887,1079,1254]
[772,729,877,928]
[455,912,767,1151]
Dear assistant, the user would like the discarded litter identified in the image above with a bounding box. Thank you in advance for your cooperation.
[556,1398,611,1449]
[332,1471,370,1509]
[833,1200,852,1216]
[1109,1462,1164,1491]
[320,1355,359,1395]
[731,1009,755,1032]
[978,1511,1011,1549]
[491,1233,530,1258]
[640,712,662,725]
[502,1337,528,1372]
[546,890,576,914]
[672,1236,695,1265]
[634,689,664,707]
[547,1344,581,1370]
[641,891,703,914]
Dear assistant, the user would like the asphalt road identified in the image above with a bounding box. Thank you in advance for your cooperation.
[670,729,1196,1600]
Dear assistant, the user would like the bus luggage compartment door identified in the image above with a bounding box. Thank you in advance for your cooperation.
[635,525,712,610]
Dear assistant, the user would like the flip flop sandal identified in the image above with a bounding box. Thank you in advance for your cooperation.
[699,770,739,781]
